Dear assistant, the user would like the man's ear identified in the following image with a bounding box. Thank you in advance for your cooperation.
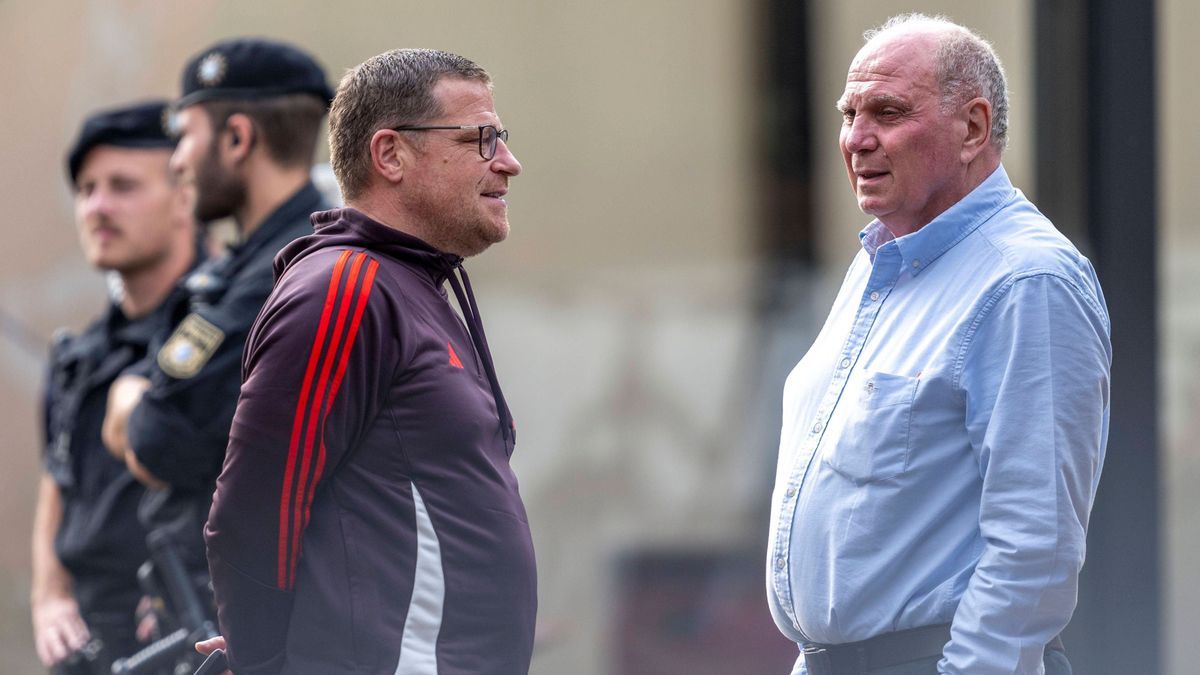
[961,97,993,163]
[221,113,255,164]
[369,129,412,185]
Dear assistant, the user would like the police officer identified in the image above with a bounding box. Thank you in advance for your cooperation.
[101,38,333,590]
[32,101,198,673]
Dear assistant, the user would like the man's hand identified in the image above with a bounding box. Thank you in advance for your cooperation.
[195,636,232,675]
[102,375,168,488]
[125,449,168,490]
[102,374,151,462]
[135,595,159,643]
[31,475,90,666]
[32,593,89,667]
[196,636,226,655]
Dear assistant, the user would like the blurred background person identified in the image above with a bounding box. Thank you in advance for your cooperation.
[100,39,333,610]
[32,100,197,673]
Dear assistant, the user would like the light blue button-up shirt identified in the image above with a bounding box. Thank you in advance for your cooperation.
[767,165,1111,674]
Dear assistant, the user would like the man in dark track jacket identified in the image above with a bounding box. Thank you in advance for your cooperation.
[202,49,535,674]
[102,38,332,588]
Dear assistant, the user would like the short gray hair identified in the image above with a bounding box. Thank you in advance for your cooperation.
[866,13,1009,150]
[328,49,491,201]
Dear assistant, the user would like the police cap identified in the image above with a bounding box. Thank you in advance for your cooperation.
[177,37,333,110]
[66,100,175,185]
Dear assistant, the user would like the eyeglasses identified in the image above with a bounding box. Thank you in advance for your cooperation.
[391,124,509,160]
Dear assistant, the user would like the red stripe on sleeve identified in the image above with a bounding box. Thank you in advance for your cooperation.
[304,259,380,527]
[287,252,368,588]
[276,249,351,590]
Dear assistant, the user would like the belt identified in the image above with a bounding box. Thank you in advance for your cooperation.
[802,623,951,675]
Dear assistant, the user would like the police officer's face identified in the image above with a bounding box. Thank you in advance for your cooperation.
[74,146,190,272]
[402,77,522,257]
[170,106,245,223]
[837,30,972,237]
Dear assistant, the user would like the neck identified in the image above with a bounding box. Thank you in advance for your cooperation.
[347,191,426,243]
[964,153,1002,197]
[234,160,311,238]
[886,155,1002,237]
[118,240,196,319]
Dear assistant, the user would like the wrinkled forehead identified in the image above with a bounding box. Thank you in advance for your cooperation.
[843,31,940,97]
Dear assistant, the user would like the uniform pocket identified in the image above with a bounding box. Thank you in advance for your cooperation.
[823,371,918,482]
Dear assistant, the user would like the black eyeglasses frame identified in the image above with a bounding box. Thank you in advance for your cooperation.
[391,124,509,160]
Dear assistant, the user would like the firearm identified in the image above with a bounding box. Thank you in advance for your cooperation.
[110,530,218,675]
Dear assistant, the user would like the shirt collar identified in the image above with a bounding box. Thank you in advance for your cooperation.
[858,164,1016,274]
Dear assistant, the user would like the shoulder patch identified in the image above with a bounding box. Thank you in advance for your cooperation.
[157,313,225,379]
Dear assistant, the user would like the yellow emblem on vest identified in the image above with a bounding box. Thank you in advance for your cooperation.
[157,313,224,379]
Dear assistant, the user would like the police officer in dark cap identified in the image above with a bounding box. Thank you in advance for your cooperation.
[101,38,333,609]
[33,100,198,673]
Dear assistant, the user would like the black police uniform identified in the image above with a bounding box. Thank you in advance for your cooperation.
[42,297,183,672]
[123,36,334,583]
[127,183,327,579]
[42,99,186,674]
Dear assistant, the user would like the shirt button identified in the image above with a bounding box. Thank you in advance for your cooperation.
[840,357,851,369]
[775,557,785,570]
[869,291,880,301]
[786,487,797,499]
[912,259,921,268]
[812,421,824,434]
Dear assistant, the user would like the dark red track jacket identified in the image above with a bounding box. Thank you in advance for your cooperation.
[205,208,536,674]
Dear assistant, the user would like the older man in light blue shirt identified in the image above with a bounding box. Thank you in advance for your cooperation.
[767,14,1110,675]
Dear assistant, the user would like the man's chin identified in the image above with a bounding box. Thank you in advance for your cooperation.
[458,228,508,258]
[856,196,890,218]
[483,218,510,244]
[89,256,121,271]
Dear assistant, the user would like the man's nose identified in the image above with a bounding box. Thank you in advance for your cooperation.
[83,187,114,218]
[491,138,522,177]
[842,117,879,154]
[168,146,188,178]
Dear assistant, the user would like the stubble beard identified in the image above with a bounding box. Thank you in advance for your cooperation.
[193,142,246,224]
[84,214,170,275]
[414,196,508,258]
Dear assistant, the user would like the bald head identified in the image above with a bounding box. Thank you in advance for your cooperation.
[837,14,1003,235]
[860,14,1009,151]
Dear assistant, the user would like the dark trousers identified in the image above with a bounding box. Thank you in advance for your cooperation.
[807,646,1072,674]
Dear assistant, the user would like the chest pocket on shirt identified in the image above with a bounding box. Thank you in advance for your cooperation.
[824,371,919,483]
